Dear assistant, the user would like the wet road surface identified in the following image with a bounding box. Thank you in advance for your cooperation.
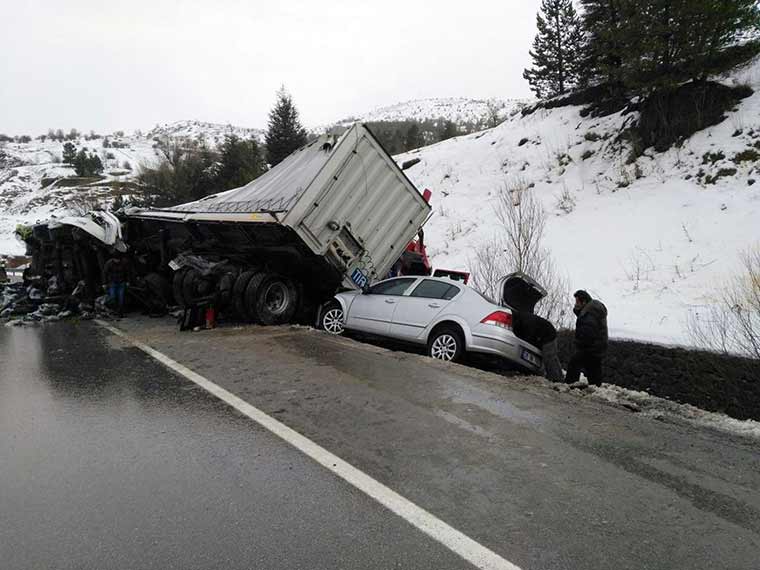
[3,319,760,570]
[114,317,760,570]
[0,324,472,570]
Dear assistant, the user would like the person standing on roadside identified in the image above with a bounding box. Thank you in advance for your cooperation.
[565,290,608,386]
[103,253,129,317]
[512,310,564,382]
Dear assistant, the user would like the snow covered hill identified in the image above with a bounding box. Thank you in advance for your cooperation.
[146,120,264,144]
[321,97,529,131]
[396,64,760,346]
[0,120,264,254]
[0,133,162,255]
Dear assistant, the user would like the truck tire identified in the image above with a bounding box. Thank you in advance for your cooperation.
[172,268,189,307]
[217,272,236,312]
[232,269,260,321]
[245,272,299,325]
[145,272,172,309]
[182,269,214,306]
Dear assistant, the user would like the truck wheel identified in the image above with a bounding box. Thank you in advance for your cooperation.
[427,326,464,363]
[245,272,299,325]
[320,301,345,335]
[145,273,172,309]
[182,269,214,306]
[232,269,260,321]
[172,268,189,307]
[217,273,236,311]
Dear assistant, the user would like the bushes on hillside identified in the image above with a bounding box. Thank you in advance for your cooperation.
[138,134,265,206]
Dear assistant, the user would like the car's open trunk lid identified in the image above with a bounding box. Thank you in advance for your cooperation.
[498,272,547,313]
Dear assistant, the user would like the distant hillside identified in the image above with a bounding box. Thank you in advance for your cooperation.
[319,97,530,132]
[146,120,264,144]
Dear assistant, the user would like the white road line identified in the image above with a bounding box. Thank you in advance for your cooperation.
[95,320,522,570]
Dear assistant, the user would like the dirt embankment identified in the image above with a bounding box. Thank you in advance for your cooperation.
[557,332,760,422]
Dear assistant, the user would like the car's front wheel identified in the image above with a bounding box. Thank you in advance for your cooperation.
[427,326,464,362]
[320,301,345,335]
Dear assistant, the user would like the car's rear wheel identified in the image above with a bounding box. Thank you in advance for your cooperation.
[320,301,345,335]
[427,326,464,363]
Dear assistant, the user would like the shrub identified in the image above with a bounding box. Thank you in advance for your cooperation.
[470,177,571,329]
[704,167,738,184]
[688,245,760,361]
[702,151,725,165]
[581,149,594,160]
[733,148,760,164]
[632,82,752,156]
[556,184,576,213]
[584,131,602,142]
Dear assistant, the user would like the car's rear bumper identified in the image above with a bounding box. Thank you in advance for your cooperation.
[469,329,543,372]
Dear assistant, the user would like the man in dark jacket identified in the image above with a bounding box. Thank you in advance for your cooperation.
[512,310,563,382]
[565,290,608,386]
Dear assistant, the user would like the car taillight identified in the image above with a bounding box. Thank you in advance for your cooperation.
[481,311,512,329]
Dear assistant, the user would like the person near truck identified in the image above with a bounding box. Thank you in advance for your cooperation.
[565,290,608,386]
[512,310,563,382]
[103,254,129,316]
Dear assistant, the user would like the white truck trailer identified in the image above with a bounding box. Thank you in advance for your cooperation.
[124,122,432,324]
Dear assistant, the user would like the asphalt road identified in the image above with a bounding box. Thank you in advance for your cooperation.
[2,318,760,570]
[0,324,471,570]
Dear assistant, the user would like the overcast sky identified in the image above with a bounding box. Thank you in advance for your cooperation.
[1,0,541,135]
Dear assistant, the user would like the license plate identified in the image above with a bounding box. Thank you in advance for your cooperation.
[521,348,541,367]
[351,268,368,288]
[168,260,181,271]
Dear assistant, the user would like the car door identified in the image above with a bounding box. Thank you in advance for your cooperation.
[345,278,418,335]
[389,280,461,341]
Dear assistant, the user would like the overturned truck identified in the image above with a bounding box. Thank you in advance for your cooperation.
[24,123,432,324]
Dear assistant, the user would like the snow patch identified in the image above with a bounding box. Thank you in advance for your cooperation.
[587,383,760,440]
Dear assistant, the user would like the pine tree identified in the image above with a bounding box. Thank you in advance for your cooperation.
[523,0,585,99]
[265,87,308,167]
[62,142,77,165]
[87,153,104,175]
[582,0,760,93]
[632,0,760,88]
[73,149,88,176]
[216,134,265,190]
[579,0,629,89]
[404,123,424,150]
[439,120,458,141]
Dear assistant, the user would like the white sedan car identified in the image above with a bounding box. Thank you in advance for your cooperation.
[320,273,546,372]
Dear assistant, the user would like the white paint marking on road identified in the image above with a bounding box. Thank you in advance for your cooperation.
[95,320,522,570]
